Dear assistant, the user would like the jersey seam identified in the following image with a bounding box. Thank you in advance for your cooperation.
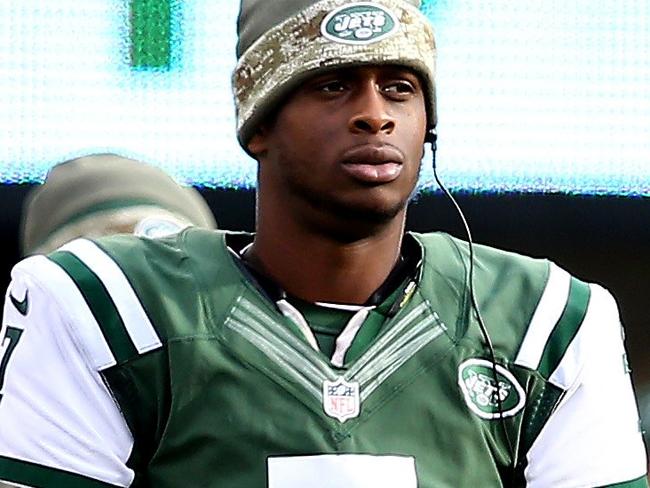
[182,229,269,342]
[513,259,553,362]
[437,233,472,342]
[521,382,570,465]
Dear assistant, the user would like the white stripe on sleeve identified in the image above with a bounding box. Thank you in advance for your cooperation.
[515,263,571,370]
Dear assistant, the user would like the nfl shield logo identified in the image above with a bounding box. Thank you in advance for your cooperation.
[323,377,360,423]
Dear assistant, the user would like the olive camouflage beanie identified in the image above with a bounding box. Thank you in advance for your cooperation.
[233,0,437,149]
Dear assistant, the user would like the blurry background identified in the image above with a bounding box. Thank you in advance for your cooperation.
[0,0,648,411]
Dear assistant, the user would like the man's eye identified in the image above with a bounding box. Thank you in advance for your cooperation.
[318,81,346,93]
[383,81,415,95]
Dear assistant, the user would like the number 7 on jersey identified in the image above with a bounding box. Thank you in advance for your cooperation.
[0,326,23,404]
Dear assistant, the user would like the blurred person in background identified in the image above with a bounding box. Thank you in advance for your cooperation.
[20,153,217,256]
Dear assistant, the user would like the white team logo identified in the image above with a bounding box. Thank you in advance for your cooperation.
[323,377,360,422]
[320,3,400,45]
[458,359,526,420]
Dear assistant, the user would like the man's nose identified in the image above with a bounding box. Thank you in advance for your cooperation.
[348,84,396,136]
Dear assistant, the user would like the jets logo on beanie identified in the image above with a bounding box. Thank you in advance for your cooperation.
[320,3,400,44]
[232,0,436,150]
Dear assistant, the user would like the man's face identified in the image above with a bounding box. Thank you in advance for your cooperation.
[249,65,428,230]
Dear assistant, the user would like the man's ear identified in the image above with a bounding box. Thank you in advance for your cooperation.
[247,126,269,158]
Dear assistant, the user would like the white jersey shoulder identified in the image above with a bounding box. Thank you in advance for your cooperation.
[517,263,647,487]
[0,252,134,488]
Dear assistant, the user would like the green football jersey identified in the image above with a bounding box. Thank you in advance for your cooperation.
[0,229,646,487]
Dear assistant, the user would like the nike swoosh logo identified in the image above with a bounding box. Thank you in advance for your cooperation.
[9,290,29,316]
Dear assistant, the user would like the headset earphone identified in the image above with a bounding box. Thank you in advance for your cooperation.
[427,128,517,470]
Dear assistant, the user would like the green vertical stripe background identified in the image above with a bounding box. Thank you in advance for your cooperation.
[130,0,173,69]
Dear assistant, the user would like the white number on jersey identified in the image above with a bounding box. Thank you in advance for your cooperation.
[267,454,417,487]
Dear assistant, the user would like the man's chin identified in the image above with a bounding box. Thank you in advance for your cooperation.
[305,195,408,238]
[341,202,404,225]
[285,181,413,235]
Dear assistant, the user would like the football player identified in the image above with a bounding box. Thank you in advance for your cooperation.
[0,0,647,486]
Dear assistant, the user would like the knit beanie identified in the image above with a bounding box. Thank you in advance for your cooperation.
[21,154,217,255]
[233,0,436,149]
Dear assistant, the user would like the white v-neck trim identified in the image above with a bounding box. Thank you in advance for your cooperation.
[277,299,320,351]
[279,298,377,367]
[314,301,367,312]
[330,306,375,367]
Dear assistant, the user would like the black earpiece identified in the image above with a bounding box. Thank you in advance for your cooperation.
[426,128,438,169]
[425,128,437,145]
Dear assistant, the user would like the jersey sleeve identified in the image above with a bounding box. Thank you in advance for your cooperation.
[0,256,135,488]
[522,281,648,487]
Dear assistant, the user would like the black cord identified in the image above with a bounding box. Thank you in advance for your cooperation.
[428,129,517,469]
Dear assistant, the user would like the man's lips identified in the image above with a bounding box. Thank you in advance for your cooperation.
[340,145,405,184]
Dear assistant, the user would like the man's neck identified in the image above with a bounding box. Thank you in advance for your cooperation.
[247,216,406,305]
